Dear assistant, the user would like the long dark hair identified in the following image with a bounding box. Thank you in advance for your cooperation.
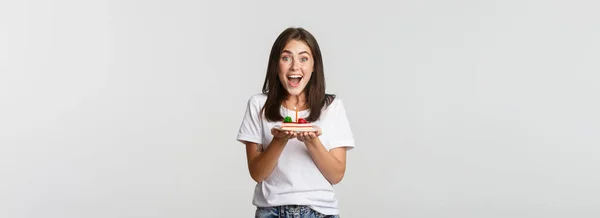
[261,27,335,122]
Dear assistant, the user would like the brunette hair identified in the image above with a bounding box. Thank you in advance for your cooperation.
[261,27,335,122]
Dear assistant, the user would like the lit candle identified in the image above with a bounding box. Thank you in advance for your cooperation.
[295,106,298,123]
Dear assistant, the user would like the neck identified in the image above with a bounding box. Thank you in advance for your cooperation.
[286,93,307,104]
[284,92,308,110]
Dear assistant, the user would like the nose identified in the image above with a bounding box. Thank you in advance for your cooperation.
[290,58,300,70]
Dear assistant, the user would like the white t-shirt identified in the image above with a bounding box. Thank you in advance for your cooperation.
[237,93,355,215]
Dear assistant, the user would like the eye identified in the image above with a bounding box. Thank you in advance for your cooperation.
[282,56,290,61]
[300,57,308,62]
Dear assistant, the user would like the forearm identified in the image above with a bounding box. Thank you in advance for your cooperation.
[305,140,345,184]
[248,138,287,183]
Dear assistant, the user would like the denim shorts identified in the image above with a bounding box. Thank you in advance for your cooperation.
[255,205,340,218]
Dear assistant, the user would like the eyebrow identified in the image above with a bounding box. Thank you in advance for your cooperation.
[282,50,311,56]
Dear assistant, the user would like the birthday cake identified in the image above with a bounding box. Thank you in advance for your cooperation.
[281,116,314,131]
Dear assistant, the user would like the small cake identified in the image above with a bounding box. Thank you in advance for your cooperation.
[281,116,313,131]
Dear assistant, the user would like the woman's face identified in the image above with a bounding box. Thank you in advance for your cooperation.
[278,40,314,97]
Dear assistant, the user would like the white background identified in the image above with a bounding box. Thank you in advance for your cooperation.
[1,0,599,217]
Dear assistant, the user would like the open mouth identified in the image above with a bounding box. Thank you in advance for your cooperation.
[287,75,302,87]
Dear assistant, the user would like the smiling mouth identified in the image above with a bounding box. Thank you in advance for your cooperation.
[287,75,302,87]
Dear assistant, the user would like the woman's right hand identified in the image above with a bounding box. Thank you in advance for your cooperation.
[271,127,297,140]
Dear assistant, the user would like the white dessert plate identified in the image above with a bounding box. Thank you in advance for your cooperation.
[273,125,320,132]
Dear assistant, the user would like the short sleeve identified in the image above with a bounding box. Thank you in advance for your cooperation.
[328,99,355,150]
[237,96,263,145]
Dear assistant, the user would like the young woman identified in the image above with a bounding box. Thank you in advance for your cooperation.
[237,27,355,218]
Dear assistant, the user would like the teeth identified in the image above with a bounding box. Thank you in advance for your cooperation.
[288,75,302,79]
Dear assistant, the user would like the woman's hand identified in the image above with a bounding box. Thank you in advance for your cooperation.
[297,126,322,144]
[271,127,298,140]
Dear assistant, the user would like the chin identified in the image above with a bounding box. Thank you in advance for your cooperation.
[285,87,305,96]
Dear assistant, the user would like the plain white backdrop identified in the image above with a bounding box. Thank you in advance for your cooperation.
[1,0,599,217]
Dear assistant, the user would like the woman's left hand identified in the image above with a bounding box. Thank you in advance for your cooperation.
[297,126,322,144]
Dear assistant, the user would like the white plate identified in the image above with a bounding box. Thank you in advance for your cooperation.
[273,125,319,132]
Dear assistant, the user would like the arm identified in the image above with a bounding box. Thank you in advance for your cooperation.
[244,129,297,183]
[298,132,347,185]
[244,139,286,183]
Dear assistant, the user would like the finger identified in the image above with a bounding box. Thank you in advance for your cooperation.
[302,132,311,141]
[304,133,312,140]
[301,132,309,141]
[300,133,307,141]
